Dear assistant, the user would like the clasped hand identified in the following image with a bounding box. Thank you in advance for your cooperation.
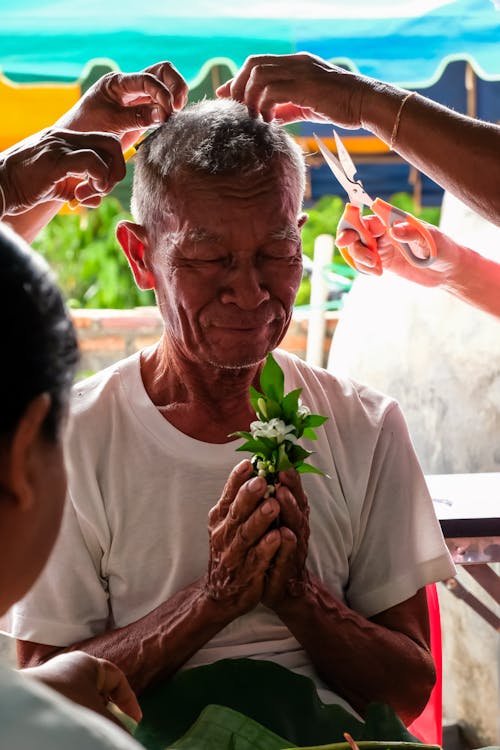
[206,460,310,615]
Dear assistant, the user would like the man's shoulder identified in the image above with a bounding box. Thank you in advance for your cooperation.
[70,351,141,418]
[274,348,397,419]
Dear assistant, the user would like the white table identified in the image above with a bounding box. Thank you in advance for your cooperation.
[427,473,500,631]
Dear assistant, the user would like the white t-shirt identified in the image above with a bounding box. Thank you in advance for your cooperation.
[6,349,455,708]
[0,666,142,750]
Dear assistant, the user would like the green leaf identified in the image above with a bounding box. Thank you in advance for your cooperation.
[296,463,326,476]
[229,431,253,441]
[302,414,328,428]
[302,428,318,441]
[235,438,272,455]
[288,444,312,463]
[276,444,294,471]
[260,353,284,403]
[281,389,303,421]
[264,398,284,420]
[249,386,264,415]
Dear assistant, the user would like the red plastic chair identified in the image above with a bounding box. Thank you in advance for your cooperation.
[407,584,443,746]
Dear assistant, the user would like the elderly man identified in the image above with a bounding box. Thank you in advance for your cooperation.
[9,100,455,725]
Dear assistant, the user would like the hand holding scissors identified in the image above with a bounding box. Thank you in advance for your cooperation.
[314,131,437,275]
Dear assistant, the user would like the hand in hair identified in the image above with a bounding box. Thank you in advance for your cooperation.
[56,61,189,152]
[0,129,126,214]
[22,651,142,730]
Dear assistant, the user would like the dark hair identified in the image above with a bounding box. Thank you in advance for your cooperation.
[0,224,78,441]
[131,99,306,229]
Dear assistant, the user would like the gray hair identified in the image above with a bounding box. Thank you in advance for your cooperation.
[131,99,306,230]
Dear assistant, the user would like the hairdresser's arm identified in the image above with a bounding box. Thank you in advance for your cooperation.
[0,129,126,239]
[5,61,188,242]
[337,215,500,318]
[217,52,500,226]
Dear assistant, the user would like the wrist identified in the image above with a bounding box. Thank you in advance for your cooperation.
[360,81,410,147]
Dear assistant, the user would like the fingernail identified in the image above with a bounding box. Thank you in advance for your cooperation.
[260,501,274,515]
[236,459,251,475]
[151,106,162,123]
[248,476,264,492]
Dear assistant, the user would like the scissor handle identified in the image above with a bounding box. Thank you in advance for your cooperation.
[371,198,437,268]
[337,203,382,276]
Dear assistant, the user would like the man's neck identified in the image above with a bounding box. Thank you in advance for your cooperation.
[140,337,263,443]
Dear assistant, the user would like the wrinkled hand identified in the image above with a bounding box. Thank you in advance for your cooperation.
[336,215,457,288]
[22,651,141,729]
[0,128,125,214]
[57,61,189,151]
[262,468,311,609]
[206,460,281,615]
[216,52,364,127]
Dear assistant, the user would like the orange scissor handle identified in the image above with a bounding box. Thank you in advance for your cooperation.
[336,202,382,276]
[371,198,437,268]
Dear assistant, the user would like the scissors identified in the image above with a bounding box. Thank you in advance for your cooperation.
[314,130,437,275]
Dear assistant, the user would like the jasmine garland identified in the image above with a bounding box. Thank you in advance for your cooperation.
[231,353,328,498]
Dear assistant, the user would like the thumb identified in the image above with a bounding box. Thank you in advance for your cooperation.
[96,659,142,723]
[389,220,431,260]
[120,104,166,131]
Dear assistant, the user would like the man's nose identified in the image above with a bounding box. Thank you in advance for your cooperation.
[219,261,270,309]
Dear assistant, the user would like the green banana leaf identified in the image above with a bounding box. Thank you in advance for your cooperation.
[133,658,424,750]
[165,704,294,750]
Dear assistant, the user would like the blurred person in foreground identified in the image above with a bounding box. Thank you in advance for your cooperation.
[0,223,146,748]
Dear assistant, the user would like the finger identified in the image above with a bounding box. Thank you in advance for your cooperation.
[264,527,297,602]
[245,71,297,121]
[211,474,269,553]
[96,659,142,723]
[143,61,189,110]
[106,72,174,123]
[224,496,280,565]
[216,79,233,98]
[230,54,281,103]
[335,230,381,272]
[390,221,431,259]
[274,484,302,531]
[244,527,281,575]
[209,460,253,523]
[277,468,308,513]
[53,150,117,194]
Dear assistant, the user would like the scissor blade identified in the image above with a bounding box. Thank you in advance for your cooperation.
[313,134,358,199]
[333,130,360,183]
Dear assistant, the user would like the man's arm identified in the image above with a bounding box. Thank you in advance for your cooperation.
[17,461,282,694]
[336,215,500,319]
[217,52,500,226]
[270,578,433,725]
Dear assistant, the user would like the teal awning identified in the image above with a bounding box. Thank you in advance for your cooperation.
[1,0,499,87]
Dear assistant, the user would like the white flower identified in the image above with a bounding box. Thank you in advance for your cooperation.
[250,418,297,444]
[297,404,311,418]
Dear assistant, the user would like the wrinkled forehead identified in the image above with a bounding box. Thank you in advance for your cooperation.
[151,167,302,248]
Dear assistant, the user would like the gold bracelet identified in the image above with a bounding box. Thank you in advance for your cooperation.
[390,91,415,150]
[0,183,5,221]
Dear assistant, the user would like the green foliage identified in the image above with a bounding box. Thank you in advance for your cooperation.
[389,192,441,226]
[32,197,155,309]
[231,353,328,479]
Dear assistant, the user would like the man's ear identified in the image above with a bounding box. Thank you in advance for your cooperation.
[116,221,156,290]
[298,212,308,230]
[3,394,51,512]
